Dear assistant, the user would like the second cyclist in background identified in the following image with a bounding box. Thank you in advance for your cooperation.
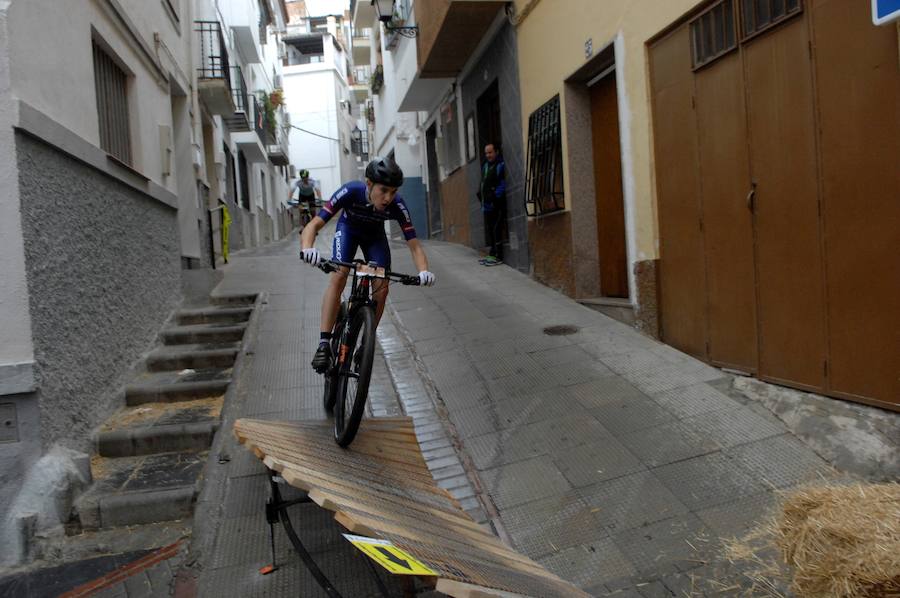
[289,169,321,227]
[299,157,435,373]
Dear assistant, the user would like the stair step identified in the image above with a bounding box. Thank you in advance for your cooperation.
[146,343,241,371]
[210,293,257,306]
[125,369,231,406]
[159,323,246,345]
[176,306,252,326]
[96,397,223,457]
[76,452,207,530]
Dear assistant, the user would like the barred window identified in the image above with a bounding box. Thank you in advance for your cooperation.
[741,0,801,39]
[690,0,736,69]
[92,41,132,165]
[524,95,564,216]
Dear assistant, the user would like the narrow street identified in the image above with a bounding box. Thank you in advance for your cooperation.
[179,226,896,597]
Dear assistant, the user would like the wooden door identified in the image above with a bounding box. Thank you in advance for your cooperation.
[694,51,758,372]
[743,16,826,390]
[590,75,629,298]
[649,26,708,358]
[810,0,900,407]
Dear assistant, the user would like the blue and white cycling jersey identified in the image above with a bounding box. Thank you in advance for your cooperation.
[317,181,417,268]
[317,181,417,241]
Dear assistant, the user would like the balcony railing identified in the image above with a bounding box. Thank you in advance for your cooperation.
[196,21,231,87]
[223,67,251,131]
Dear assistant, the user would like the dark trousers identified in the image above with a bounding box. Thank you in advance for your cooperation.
[484,204,505,260]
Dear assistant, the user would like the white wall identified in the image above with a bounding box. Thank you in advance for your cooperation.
[0,3,34,375]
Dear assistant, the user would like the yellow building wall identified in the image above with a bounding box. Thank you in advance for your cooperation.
[513,0,702,263]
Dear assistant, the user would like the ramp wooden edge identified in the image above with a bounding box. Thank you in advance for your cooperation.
[233,418,592,598]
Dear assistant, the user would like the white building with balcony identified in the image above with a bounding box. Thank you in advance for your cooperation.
[282,0,357,198]
[193,0,293,253]
[351,0,437,237]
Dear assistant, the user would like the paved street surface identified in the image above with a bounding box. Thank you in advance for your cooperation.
[180,226,892,597]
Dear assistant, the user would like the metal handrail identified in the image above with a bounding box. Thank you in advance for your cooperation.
[231,67,249,114]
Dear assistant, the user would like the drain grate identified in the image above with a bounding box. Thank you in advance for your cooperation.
[542,325,579,336]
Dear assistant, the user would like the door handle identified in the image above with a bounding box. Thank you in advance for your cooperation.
[746,181,757,213]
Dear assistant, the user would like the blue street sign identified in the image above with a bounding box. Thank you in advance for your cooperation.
[872,0,900,25]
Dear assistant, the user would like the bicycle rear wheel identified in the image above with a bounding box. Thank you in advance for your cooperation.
[323,302,347,412]
[333,305,375,447]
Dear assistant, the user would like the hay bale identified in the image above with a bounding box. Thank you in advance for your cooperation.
[774,482,900,597]
[727,482,900,598]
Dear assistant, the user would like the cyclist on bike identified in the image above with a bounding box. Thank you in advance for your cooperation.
[299,157,435,373]
[289,169,320,226]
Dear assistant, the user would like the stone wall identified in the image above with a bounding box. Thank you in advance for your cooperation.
[528,212,576,298]
[16,132,181,451]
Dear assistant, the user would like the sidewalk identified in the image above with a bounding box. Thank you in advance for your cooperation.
[185,229,897,597]
[381,240,896,596]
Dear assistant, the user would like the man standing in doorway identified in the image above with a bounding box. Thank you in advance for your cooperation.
[478,143,506,266]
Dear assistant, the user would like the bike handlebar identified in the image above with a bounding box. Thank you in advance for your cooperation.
[318,259,420,285]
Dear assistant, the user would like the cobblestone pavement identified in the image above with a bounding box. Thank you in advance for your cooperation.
[181,229,895,598]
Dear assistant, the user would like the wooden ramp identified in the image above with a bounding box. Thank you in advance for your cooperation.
[234,417,591,598]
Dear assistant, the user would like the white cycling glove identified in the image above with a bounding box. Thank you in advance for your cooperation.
[300,247,322,267]
[418,271,435,287]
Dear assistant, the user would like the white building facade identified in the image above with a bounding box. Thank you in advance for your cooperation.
[282,0,357,199]
[0,0,292,565]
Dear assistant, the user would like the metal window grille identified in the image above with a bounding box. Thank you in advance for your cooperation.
[524,95,564,216]
[741,0,801,39]
[195,21,232,89]
[690,0,737,69]
[92,41,132,165]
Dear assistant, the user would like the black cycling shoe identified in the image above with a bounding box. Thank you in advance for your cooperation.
[311,342,332,374]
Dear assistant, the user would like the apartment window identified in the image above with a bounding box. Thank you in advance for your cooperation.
[690,0,736,69]
[741,0,801,38]
[92,41,132,165]
[524,96,564,216]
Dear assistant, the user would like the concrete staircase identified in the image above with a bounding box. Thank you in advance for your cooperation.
[74,294,256,531]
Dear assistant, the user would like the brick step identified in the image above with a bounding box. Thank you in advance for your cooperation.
[95,396,223,457]
[159,323,246,345]
[125,369,231,406]
[75,451,207,530]
[146,343,240,372]
[176,306,253,326]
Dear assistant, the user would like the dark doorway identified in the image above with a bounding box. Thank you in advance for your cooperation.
[476,80,501,155]
[237,150,250,210]
[425,123,442,237]
[224,143,236,207]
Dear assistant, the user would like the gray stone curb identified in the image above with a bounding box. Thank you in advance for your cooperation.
[378,305,510,542]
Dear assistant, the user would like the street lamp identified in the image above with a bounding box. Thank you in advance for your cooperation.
[372,0,419,38]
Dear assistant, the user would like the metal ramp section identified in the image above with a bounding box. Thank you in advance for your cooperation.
[234,417,591,598]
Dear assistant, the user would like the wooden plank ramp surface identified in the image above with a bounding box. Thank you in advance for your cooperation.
[234,417,591,598]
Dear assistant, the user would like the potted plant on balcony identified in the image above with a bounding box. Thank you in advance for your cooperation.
[369,65,384,94]
[256,90,278,141]
[269,88,285,108]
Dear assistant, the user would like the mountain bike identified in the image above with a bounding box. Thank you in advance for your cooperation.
[318,259,420,447]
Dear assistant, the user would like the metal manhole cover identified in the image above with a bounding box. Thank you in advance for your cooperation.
[542,325,579,336]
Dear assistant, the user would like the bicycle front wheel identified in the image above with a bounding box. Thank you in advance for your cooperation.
[334,305,376,447]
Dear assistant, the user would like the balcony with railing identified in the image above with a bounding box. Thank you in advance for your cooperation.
[223,67,251,131]
[348,64,371,102]
[195,21,234,114]
[266,109,290,166]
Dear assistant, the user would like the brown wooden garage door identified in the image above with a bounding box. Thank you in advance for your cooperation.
[649,0,899,410]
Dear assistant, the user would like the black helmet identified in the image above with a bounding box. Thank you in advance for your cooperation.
[299,169,309,178]
[365,157,403,188]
